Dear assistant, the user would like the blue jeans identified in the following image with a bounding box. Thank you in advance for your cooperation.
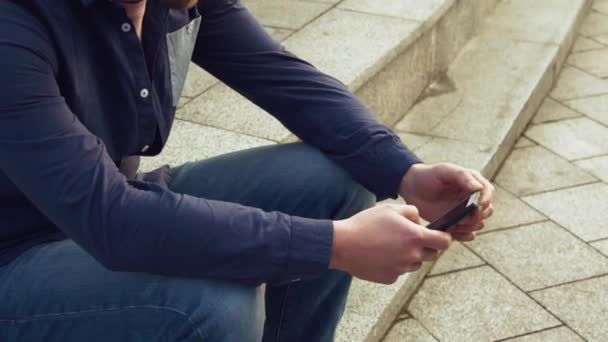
[0,143,375,341]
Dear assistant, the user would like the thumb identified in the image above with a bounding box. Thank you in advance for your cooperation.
[439,165,482,193]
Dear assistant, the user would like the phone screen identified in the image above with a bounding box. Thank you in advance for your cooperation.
[427,192,480,231]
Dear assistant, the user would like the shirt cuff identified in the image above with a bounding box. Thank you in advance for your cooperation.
[279,216,333,283]
[369,136,423,201]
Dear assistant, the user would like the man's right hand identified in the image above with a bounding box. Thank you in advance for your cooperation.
[329,204,452,284]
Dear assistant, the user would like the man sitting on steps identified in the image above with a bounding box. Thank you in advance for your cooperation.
[0,0,495,341]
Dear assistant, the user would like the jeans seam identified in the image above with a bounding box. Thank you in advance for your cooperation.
[0,305,205,341]
[273,284,291,342]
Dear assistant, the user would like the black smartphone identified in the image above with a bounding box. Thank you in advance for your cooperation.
[426,192,481,231]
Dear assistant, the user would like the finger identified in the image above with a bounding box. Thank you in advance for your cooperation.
[479,204,494,220]
[391,204,421,224]
[458,209,482,226]
[399,262,423,274]
[452,167,483,193]
[471,171,495,209]
[422,248,440,262]
[451,232,476,242]
[450,221,484,233]
[420,228,452,250]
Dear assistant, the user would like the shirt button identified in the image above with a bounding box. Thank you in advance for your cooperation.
[141,145,150,153]
[121,22,132,33]
[139,88,149,99]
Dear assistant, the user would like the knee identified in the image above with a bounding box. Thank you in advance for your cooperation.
[297,147,376,219]
[197,285,264,342]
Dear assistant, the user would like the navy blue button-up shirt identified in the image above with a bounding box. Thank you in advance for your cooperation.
[0,0,420,284]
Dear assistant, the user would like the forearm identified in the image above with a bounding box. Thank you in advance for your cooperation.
[193,0,421,200]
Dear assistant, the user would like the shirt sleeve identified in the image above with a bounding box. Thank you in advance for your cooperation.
[193,0,422,201]
[0,3,332,285]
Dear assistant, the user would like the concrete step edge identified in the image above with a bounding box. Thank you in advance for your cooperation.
[337,0,593,341]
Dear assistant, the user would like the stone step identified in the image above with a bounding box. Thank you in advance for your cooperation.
[142,0,493,175]
[376,0,592,341]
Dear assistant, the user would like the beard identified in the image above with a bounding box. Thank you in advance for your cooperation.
[159,0,199,9]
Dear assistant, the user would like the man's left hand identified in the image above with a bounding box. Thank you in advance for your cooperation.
[399,163,495,241]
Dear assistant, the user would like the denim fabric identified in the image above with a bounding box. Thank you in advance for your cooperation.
[0,143,375,341]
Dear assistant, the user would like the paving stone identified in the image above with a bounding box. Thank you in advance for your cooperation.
[383,319,438,342]
[398,37,558,145]
[396,133,433,151]
[338,264,432,342]
[495,146,596,196]
[429,242,484,276]
[177,96,191,109]
[357,30,433,126]
[550,67,608,100]
[531,98,582,124]
[572,35,605,52]
[531,275,608,342]
[339,0,451,21]
[525,118,608,160]
[503,327,584,342]
[432,0,477,71]
[408,267,559,342]
[514,137,536,148]
[523,183,608,242]
[468,221,608,291]
[241,0,331,30]
[139,120,275,172]
[576,155,608,183]
[178,84,290,141]
[264,27,293,41]
[182,64,218,98]
[594,0,608,15]
[283,9,421,91]
[484,186,545,231]
[580,12,608,36]
[335,311,375,342]
[485,0,586,44]
[566,94,608,125]
[411,137,493,171]
[591,239,608,257]
[593,33,608,45]
[568,48,608,78]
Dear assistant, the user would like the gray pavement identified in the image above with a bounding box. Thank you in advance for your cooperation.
[383,4,608,341]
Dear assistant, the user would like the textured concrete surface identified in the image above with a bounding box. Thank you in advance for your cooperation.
[576,155,608,182]
[550,67,608,100]
[524,183,608,242]
[385,7,608,339]
[532,97,582,124]
[338,0,451,21]
[569,47,608,78]
[408,267,559,342]
[139,120,274,172]
[428,242,484,276]
[532,276,608,342]
[484,186,545,231]
[495,146,596,196]
[241,0,331,30]
[504,327,584,342]
[468,221,608,291]
[514,137,536,148]
[383,319,437,342]
[525,118,608,160]
[566,94,608,126]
